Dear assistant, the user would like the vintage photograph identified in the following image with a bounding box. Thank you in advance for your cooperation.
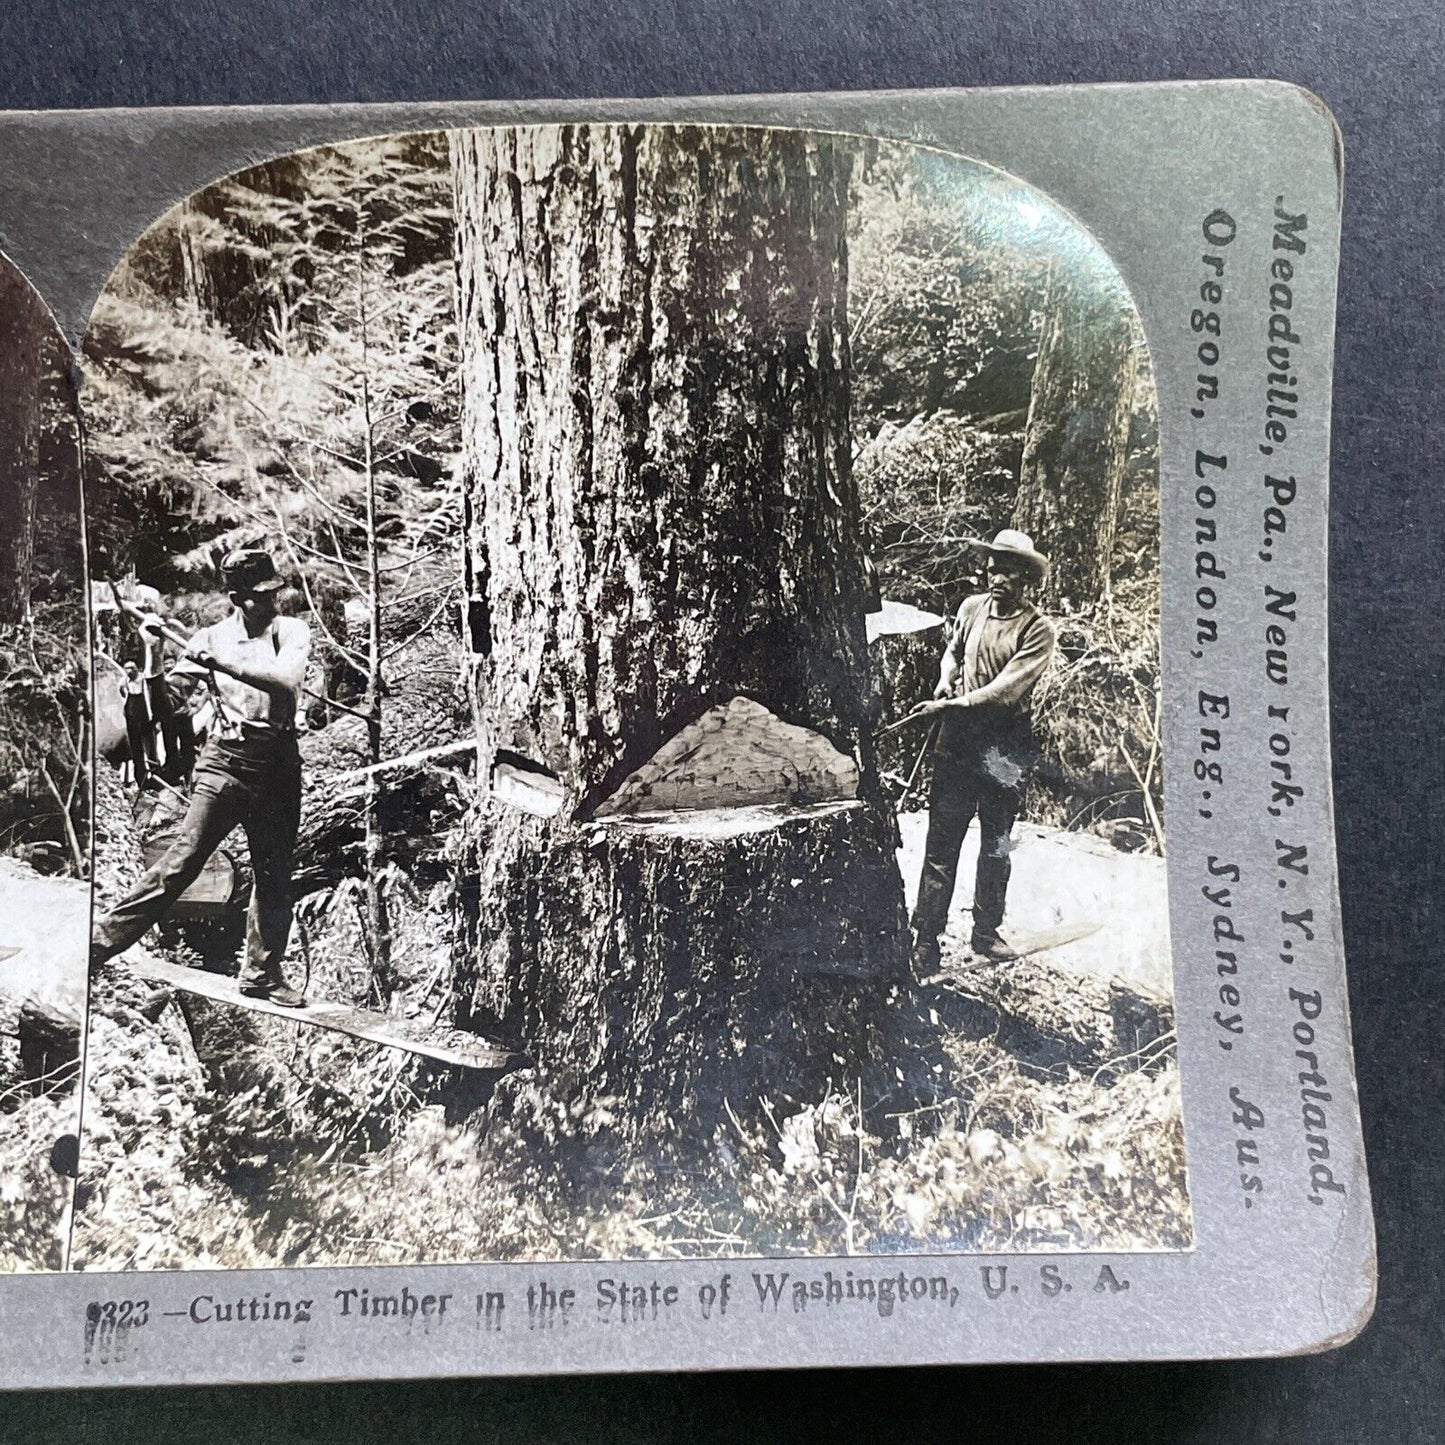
[0,256,90,1272]
[70,122,1189,1272]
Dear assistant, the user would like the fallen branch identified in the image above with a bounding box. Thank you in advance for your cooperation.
[1119,739,1166,855]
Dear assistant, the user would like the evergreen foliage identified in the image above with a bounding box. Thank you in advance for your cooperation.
[69,129,1185,1271]
[83,135,463,984]
[850,143,1162,842]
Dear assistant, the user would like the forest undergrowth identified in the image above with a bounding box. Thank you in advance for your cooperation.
[67,131,1189,1273]
[78,945,1190,1269]
[77,750,1188,1269]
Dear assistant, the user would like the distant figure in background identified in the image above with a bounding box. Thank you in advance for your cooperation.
[908,529,1057,973]
[91,548,311,1007]
[119,661,156,790]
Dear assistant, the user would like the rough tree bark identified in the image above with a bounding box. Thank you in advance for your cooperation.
[0,266,45,629]
[1012,264,1140,612]
[451,124,912,1147]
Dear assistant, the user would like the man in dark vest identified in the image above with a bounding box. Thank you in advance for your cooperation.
[908,529,1057,974]
[91,548,311,1007]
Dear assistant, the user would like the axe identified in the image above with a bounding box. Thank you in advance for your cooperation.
[106,579,373,724]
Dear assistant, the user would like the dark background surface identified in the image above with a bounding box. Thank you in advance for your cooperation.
[2,1,1440,1440]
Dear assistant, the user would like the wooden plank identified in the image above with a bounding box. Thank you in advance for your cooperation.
[123,952,518,1072]
[335,736,479,782]
[918,922,1106,987]
[491,761,567,817]
[1001,921,1105,960]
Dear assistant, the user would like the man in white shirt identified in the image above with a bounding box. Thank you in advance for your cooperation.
[908,529,1057,973]
[91,549,312,1007]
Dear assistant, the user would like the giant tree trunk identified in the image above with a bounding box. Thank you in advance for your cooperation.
[0,265,44,628]
[1012,265,1139,612]
[451,124,911,1147]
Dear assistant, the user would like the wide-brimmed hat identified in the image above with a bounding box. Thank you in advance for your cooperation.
[222,547,285,594]
[969,528,1049,583]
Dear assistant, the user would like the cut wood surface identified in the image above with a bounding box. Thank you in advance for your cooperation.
[593,799,862,839]
[595,696,860,818]
[122,951,518,1072]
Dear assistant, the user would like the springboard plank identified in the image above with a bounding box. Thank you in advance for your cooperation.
[123,952,516,1072]
[1006,921,1105,959]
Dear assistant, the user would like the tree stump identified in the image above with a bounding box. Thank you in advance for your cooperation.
[461,799,908,1141]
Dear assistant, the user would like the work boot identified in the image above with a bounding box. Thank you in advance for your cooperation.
[241,982,307,1009]
[970,932,1017,963]
[909,932,942,982]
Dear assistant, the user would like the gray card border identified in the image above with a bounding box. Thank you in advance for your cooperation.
[0,82,1373,1385]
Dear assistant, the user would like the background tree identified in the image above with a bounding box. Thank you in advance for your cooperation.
[848,145,1162,844]
[0,262,88,875]
[0,268,43,630]
[1013,262,1142,613]
[82,137,461,989]
[451,123,915,1150]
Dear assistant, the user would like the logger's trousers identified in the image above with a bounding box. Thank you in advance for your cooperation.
[911,707,1031,948]
[92,731,302,991]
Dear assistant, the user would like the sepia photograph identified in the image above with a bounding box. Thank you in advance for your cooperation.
[65,121,1189,1273]
[0,254,90,1272]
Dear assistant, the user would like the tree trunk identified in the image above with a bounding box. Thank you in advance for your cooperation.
[1012,265,1139,613]
[0,265,44,629]
[358,274,395,997]
[451,123,910,1147]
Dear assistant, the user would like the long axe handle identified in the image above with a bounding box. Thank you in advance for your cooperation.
[107,584,375,724]
[877,705,946,737]
[896,717,942,812]
[110,586,234,676]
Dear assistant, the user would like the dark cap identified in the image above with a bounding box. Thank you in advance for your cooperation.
[222,548,285,594]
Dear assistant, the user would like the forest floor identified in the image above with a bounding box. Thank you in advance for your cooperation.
[894,810,1172,997]
[66,767,1191,1271]
[0,858,88,1271]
